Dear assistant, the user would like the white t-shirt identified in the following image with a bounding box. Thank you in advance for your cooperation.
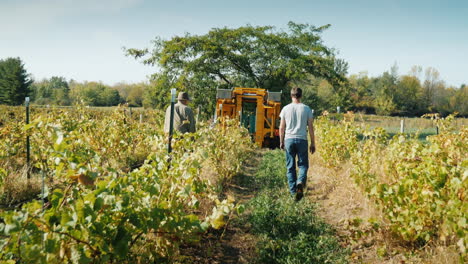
[279,103,313,140]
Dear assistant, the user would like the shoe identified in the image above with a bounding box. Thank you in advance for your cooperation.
[295,182,304,201]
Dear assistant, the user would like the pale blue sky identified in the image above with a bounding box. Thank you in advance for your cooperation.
[1,0,466,87]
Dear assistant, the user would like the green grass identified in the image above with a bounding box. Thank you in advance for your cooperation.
[242,150,349,264]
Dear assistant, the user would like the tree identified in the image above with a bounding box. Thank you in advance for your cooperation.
[126,85,145,107]
[453,84,468,116]
[111,82,148,107]
[140,77,169,109]
[100,88,121,106]
[31,76,70,105]
[422,67,442,112]
[126,22,348,114]
[370,70,398,115]
[409,65,422,79]
[113,82,133,100]
[70,82,122,106]
[0,57,32,105]
[49,77,70,105]
[293,76,330,114]
[396,75,424,115]
[348,72,375,113]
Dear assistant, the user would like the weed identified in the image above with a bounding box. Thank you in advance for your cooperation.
[245,150,349,264]
[253,149,286,190]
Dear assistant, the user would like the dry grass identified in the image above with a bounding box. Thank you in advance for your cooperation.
[178,149,264,264]
[0,166,42,207]
[307,154,462,264]
[354,114,467,134]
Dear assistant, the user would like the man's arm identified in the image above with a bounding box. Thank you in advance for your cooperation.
[279,118,286,150]
[308,118,315,154]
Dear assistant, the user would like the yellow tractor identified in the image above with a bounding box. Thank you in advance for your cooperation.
[215,87,281,148]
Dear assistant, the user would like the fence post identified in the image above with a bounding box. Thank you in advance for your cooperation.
[139,113,143,123]
[400,119,405,133]
[168,88,177,154]
[196,106,200,126]
[25,97,31,179]
[41,170,45,212]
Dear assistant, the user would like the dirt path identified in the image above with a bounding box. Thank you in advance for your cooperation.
[307,156,383,263]
[180,149,265,263]
[181,148,459,263]
[306,156,460,264]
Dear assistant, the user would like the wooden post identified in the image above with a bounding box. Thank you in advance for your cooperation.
[139,113,143,123]
[400,119,405,133]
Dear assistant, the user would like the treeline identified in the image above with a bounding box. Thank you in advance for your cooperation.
[31,78,151,107]
[0,57,150,107]
[31,77,150,107]
[0,57,32,105]
[0,56,466,116]
[125,22,467,117]
[302,65,467,116]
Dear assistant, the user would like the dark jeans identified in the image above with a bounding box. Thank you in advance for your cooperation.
[285,138,309,195]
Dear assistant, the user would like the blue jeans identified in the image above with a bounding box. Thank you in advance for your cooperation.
[285,138,309,195]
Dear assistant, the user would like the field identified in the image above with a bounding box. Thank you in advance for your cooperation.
[358,114,466,136]
[313,112,467,263]
[0,105,466,263]
[0,105,254,263]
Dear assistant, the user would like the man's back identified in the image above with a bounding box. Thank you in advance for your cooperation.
[164,102,196,133]
[280,103,312,140]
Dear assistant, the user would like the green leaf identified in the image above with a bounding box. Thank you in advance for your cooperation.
[45,211,60,226]
[93,197,104,211]
[112,226,130,258]
[51,189,64,208]
[44,239,57,253]
[71,244,92,264]
[128,214,141,229]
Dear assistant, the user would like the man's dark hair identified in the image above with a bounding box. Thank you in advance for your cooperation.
[291,87,302,99]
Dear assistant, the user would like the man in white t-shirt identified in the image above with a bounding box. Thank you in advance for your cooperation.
[279,87,315,201]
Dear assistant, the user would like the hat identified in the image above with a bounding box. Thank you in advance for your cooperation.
[177,92,191,101]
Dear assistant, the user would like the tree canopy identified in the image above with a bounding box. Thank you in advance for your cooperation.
[69,81,122,106]
[31,76,70,105]
[345,66,467,116]
[126,22,348,114]
[0,57,32,105]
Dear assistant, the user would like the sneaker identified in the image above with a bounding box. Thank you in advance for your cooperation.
[295,182,304,201]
